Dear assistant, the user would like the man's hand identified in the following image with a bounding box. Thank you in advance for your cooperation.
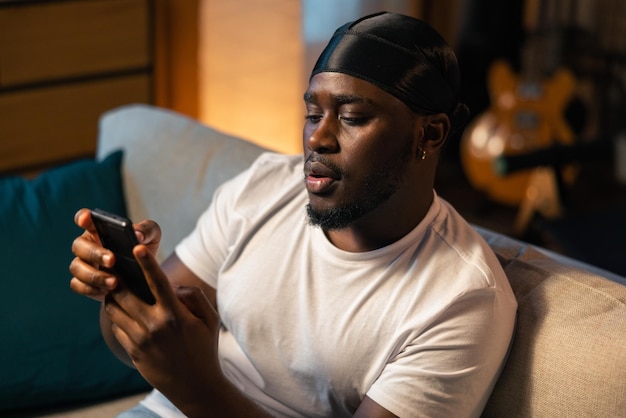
[69,208,161,301]
[104,243,228,415]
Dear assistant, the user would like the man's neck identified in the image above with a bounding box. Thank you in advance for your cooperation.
[325,191,434,252]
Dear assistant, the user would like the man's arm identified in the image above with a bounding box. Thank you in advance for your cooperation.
[354,396,398,418]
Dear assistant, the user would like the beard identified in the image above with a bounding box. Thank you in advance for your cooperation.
[306,145,413,230]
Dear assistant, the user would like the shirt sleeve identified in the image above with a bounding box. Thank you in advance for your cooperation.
[174,168,251,288]
[366,286,515,418]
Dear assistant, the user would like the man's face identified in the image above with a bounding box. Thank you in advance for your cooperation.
[303,72,419,230]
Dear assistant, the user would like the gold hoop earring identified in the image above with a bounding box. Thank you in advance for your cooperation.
[421,149,426,160]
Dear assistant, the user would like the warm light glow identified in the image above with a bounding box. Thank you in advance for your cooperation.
[198,0,304,155]
[487,134,506,156]
[470,122,490,150]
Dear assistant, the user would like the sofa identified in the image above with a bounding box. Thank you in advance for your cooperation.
[2,104,625,417]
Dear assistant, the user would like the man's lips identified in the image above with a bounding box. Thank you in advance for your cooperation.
[304,161,341,194]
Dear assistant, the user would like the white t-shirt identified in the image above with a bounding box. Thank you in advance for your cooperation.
[145,153,517,417]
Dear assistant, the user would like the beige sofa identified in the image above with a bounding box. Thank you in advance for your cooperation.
[28,105,626,416]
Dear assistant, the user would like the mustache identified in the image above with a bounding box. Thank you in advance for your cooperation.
[304,154,345,177]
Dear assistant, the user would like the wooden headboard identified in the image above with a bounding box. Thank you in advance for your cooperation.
[0,0,154,177]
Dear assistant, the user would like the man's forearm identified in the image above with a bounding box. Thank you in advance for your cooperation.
[171,373,275,418]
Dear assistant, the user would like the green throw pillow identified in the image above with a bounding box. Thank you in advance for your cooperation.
[0,151,150,413]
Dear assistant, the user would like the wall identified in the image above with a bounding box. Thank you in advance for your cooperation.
[198,0,303,154]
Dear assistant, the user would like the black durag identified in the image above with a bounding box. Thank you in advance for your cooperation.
[310,12,459,116]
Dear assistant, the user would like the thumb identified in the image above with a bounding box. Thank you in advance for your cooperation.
[175,286,220,328]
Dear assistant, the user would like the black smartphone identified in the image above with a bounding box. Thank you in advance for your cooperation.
[91,208,156,305]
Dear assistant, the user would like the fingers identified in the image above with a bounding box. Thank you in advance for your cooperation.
[133,219,161,245]
[175,286,220,329]
[69,276,112,301]
[133,244,177,307]
[70,230,118,300]
[71,233,114,269]
[103,294,145,362]
[74,208,97,234]
[133,219,162,259]
[71,208,117,299]
[69,247,118,301]
[69,253,116,301]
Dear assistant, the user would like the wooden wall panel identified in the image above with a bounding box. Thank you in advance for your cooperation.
[0,75,151,173]
[0,0,150,87]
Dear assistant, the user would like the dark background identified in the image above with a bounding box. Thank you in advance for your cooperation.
[431,0,626,277]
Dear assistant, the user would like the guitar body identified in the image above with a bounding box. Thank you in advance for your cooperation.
[461,60,576,206]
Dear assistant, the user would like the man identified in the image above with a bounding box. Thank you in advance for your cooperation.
[70,12,517,418]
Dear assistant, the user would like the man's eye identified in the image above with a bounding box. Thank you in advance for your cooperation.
[339,116,368,125]
[305,114,322,123]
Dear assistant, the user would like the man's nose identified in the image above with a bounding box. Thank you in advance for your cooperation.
[305,116,339,153]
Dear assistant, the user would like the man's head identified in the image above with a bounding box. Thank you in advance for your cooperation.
[303,12,468,233]
[311,11,467,132]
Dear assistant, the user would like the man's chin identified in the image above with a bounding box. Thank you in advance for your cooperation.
[306,203,358,230]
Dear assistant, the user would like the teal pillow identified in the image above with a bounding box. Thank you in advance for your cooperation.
[0,151,150,413]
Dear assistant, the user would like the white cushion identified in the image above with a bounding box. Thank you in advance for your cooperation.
[97,104,267,261]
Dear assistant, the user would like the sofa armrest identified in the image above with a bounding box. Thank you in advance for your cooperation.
[476,226,626,417]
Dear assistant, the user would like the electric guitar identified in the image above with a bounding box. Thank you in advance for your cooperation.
[459,0,585,236]
[460,55,577,208]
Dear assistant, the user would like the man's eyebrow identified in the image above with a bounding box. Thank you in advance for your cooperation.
[303,92,372,105]
[335,94,371,105]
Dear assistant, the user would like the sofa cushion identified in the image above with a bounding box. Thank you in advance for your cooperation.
[0,151,150,413]
[96,104,268,262]
[478,230,626,417]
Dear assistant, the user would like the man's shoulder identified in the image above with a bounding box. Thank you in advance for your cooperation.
[243,152,304,191]
[217,152,306,213]
[250,152,303,175]
[429,196,508,288]
[220,152,302,192]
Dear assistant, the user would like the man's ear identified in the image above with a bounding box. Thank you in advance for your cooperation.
[417,113,450,158]
[419,113,450,154]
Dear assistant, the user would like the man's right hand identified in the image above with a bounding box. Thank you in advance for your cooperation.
[69,208,162,302]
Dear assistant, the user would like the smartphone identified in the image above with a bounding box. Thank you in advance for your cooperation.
[91,208,156,305]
